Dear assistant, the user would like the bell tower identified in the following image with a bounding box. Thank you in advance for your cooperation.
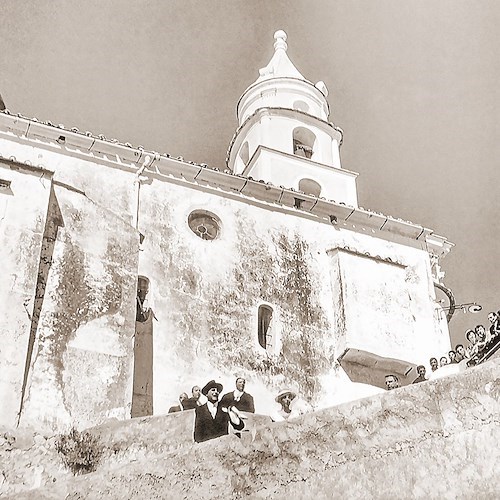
[227,30,358,207]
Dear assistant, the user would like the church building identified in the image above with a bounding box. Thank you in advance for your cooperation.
[0,31,452,431]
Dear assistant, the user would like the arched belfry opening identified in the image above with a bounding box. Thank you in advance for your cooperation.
[293,100,309,113]
[293,127,316,159]
[299,178,322,197]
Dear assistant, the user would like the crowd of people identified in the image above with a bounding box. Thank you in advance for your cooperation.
[431,309,500,370]
[168,378,254,442]
[385,309,500,390]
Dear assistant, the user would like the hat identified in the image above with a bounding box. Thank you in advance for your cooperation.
[275,389,296,403]
[202,380,223,396]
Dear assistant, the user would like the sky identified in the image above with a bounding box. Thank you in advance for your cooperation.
[1,0,498,347]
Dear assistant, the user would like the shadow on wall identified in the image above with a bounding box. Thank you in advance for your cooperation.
[131,275,154,418]
[18,185,64,423]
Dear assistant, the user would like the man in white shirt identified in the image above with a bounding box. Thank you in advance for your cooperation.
[220,377,255,413]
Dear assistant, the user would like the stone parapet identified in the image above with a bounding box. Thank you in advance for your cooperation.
[2,358,499,499]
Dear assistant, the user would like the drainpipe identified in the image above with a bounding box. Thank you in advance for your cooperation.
[133,154,153,230]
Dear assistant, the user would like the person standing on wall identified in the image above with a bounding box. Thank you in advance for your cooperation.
[184,385,204,410]
[193,380,244,443]
[220,377,255,413]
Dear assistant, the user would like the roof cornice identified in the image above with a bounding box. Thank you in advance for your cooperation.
[0,110,450,249]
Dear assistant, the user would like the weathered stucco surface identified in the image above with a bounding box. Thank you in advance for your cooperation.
[0,162,52,427]
[0,133,451,426]
[137,178,449,414]
[19,183,139,431]
[1,359,498,499]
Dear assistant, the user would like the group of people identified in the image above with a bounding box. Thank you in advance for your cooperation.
[167,385,204,412]
[168,376,311,443]
[430,309,500,370]
[384,367,431,390]
[384,309,500,391]
[168,377,255,442]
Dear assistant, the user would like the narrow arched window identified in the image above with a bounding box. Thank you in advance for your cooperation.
[239,142,249,166]
[258,305,273,349]
[292,127,316,159]
[299,178,322,197]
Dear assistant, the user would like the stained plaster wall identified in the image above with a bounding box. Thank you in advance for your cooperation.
[136,176,449,416]
[0,133,450,427]
[0,135,137,224]
[18,183,139,431]
[0,162,52,427]
[330,249,439,358]
[0,135,143,431]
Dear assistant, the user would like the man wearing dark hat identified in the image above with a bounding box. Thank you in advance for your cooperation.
[193,380,244,443]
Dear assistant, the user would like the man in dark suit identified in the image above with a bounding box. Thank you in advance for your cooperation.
[220,377,255,413]
[184,385,203,410]
[193,380,244,443]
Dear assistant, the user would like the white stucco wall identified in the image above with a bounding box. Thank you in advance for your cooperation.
[244,147,358,206]
[0,130,451,427]
[134,176,448,416]
[0,163,52,427]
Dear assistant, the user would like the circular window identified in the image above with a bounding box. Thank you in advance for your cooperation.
[188,210,221,240]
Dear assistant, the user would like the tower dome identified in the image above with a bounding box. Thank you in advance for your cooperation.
[227,31,358,207]
[237,30,330,124]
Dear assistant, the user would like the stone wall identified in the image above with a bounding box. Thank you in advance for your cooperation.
[1,359,498,499]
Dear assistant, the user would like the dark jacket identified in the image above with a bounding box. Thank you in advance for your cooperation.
[183,397,198,410]
[412,375,427,384]
[219,391,255,413]
[194,403,244,443]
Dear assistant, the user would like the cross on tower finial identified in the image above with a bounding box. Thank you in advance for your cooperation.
[274,30,287,52]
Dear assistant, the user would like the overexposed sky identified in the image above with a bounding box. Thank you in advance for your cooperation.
[1,0,498,348]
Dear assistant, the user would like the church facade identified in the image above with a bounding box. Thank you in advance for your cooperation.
[0,31,452,431]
